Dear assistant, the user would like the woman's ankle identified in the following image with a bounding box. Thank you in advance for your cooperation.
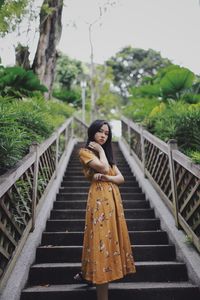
[96,283,109,300]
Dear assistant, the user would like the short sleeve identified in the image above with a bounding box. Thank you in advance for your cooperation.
[79,148,95,166]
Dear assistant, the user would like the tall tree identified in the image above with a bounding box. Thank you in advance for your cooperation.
[54,52,83,90]
[86,0,117,121]
[94,64,121,119]
[32,0,63,99]
[106,46,171,100]
[0,0,29,36]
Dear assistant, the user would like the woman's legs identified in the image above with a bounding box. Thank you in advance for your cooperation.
[96,283,109,300]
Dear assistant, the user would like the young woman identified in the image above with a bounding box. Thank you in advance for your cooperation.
[77,120,136,300]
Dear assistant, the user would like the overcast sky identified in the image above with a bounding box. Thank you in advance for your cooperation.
[1,0,200,74]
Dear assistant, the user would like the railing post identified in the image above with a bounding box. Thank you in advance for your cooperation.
[65,124,69,150]
[71,117,74,139]
[140,126,146,177]
[55,130,59,179]
[30,142,39,232]
[128,119,131,154]
[168,139,180,229]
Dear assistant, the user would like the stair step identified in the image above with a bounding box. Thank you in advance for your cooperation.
[59,186,142,193]
[68,162,130,166]
[62,175,136,181]
[53,200,150,209]
[61,181,139,187]
[50,208,155,219]
[41,230,169,246]
[28,262,188,285]
[67,166,132,171]
[36,245,176,263]
[65,171,134,177]
[46,219,161,232]
[19,142,200,300]
[21,282,200,300]
[57,193,146,200]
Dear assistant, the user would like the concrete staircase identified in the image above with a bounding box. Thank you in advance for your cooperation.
[20,142,200,300]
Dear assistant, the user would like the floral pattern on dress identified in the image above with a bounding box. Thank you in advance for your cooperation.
[79,148,136,284]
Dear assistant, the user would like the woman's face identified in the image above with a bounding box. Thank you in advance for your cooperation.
[94,124,109,145]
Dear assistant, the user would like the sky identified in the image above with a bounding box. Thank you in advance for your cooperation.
[0,0,200,74]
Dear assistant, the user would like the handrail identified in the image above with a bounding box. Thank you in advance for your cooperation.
[0,118,73,198]
[0,117,77,289]
[121,116,200,253]
[73,116,89,141]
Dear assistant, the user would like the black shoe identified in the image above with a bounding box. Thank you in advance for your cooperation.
[74,272,93,286]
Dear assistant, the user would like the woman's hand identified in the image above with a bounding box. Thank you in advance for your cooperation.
[93,173,110,181]
[88,142,103,153]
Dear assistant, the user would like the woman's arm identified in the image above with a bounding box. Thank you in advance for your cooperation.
[93,165,125,185]
[87,142,110,174]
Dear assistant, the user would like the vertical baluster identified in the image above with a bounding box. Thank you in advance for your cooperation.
[30,142,39,231]
[140,126,146,177]
[65,124,69,150]
[128,119,131,154]
[55,130,59,179]
[72,118,74,138]
[168,139,180,228]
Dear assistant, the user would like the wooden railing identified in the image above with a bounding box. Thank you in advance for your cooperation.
[0,117,79,288]
[73,116,88,141]
[121,116,200,253]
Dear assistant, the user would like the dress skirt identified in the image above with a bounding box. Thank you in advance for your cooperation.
[79,148,136,284]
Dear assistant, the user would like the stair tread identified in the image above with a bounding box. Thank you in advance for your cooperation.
[30,261,185,268]
[19,142,200,299]
[51,208,153,212]
[22,281,198,292]
[43,230,165,233]
[47,218,159,221]
[38,245,173,248]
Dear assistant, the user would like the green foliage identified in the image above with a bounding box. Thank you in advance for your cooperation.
[52,52,85,107]
[125,95,200,163]
[53,88,81,107]
[106,46,171,98]
[185,150,200,164]
[0,96,74,173]
[41,2,55,17]
[146,101,200,157]
[0,66,47,98]
[123,97,161,122]
[0,0,29,36]
[181,93,200,104]
[130,84,161,98]
[131,65,196,101]
[93,64,122,119]
[96,92,121,119]
[159,66,195,99]
[54,52,83,89]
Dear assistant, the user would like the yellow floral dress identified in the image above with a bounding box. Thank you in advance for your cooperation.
[79,148,136,284]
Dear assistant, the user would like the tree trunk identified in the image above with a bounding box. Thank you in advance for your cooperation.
[32,0,63,99]
[15,43,30,70]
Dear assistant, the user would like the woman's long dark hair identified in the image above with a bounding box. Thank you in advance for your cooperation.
[86,119,115,166]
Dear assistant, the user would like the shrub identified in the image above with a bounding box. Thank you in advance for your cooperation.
[146,101,200,157]
[181,93,200,104]
[0,66,47,98]
[0,96,74,174]
[123,97,161,122]
[52,88,81,107]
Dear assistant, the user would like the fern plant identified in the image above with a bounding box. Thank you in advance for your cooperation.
[0,66,47,98]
